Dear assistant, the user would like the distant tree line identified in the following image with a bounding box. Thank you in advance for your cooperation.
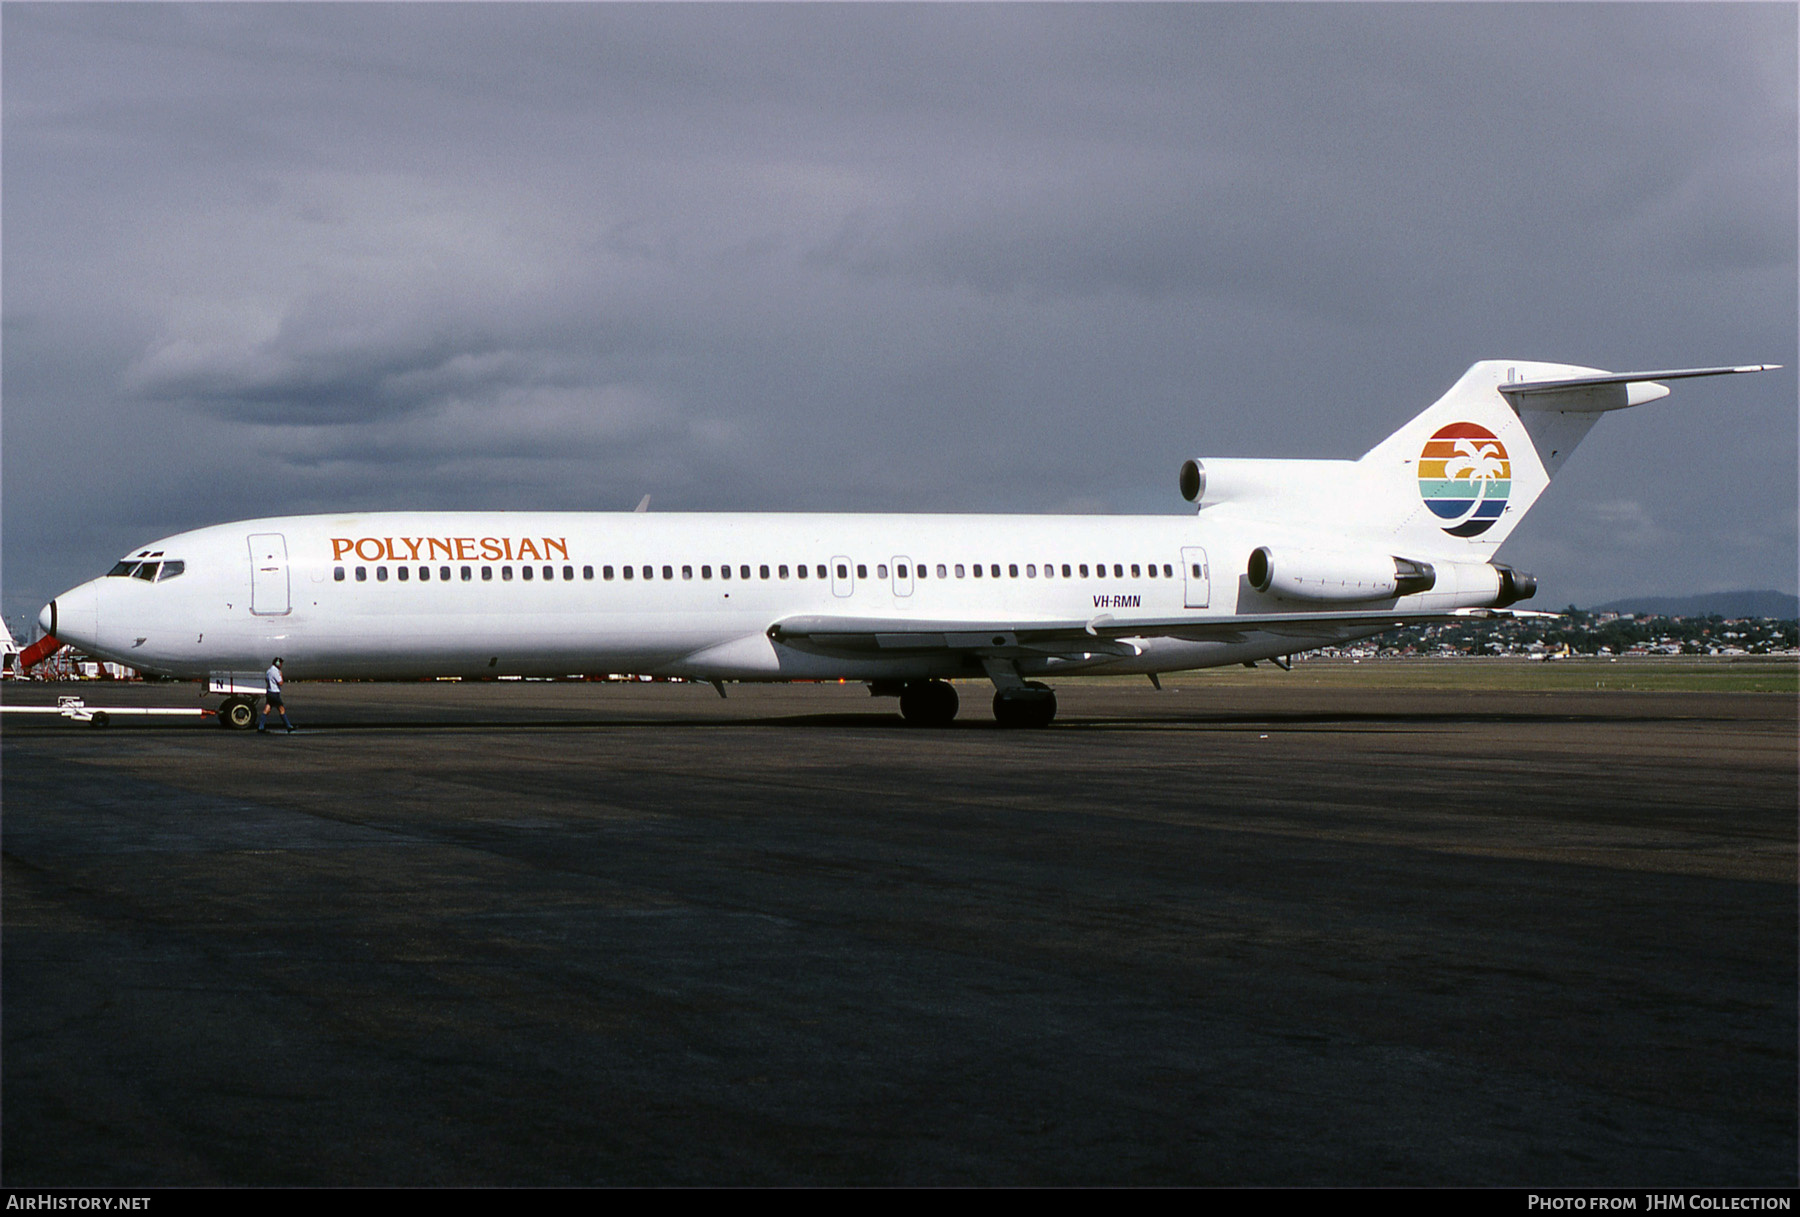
[1380,609,1798,656]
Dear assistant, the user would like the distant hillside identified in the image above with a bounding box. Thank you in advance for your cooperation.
[1590,590,1800,619]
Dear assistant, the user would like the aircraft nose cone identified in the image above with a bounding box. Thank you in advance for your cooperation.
[44,582,100,650]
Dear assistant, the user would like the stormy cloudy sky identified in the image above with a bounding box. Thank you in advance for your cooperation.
[4,3,1794,634]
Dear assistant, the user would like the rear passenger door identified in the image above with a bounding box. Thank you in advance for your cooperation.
[1180,546,1210,609]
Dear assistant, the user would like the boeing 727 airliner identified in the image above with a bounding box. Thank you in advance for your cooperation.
[33,360,1775,727]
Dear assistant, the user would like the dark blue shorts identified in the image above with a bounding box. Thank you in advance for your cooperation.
[265,693,284,707]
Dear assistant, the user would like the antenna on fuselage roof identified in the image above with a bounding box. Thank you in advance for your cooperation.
[634,495,651,513]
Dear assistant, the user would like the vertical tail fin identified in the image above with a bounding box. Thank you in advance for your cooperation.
[1357,361,1776,556]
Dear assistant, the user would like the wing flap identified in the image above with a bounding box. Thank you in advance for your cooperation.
[768,609,1509,659]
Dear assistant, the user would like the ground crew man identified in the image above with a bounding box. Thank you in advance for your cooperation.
[257,657,295,734]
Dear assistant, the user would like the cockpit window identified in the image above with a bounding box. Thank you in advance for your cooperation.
[107,561,137,577]
[132,563,158,581]
[155,560,185,581]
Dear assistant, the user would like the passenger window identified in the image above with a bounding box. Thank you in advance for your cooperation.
[938,564,948,578]
[399,566,410,582]
[955,564,965,578]
[1131,564,1140,578]
[680,565,691,580]
[562,566,572,580]
[334,566,346,582]
[778,565,789,579]
[972,564,983,578]
[701,565,712,579]
[623,566,633,580]
[740,565,752,580]
[1080,564,1090,577]
[836,564,847,579]
[543,566,553,581]
[420,567,430,582]
[1114,564,1124,578]
[356,566,367,582]
[897,564,908,579]
[856,564,867,579]
[502,566,513,581]
[796,564,807,579]
[662,566,673,580]
[815,565,827,579]
[1026,564,1035,578]
[441,566,452,581]
[377,567,389,582]
[1192,563,1201,577]
[583,565,593,580]
[990,564,1000,578]
[643,566,653,580]
[603,566,614,580]
[521,566,532,581]
[1163,564,1173,578]
[877,564,888,579]
[462,566,473,581]
[760,565,770,579]
[482,566,492,581]
[1062,564,1071,577]
[719,565,730,580]
[1009,564,1018,577]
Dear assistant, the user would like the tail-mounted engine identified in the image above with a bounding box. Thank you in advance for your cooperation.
[1246,546,1536,609]
[1246,546,1436,603]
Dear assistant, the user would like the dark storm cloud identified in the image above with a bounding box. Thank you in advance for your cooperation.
[3,3,1794,629]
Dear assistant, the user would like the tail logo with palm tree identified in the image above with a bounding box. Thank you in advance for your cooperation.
[1418,422,1512,538]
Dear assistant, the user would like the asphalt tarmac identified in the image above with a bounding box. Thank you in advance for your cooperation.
[3,677,1794,1186]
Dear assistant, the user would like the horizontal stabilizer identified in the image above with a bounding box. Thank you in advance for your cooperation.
[1500,364,1779,412]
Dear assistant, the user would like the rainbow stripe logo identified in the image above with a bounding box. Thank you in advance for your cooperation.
[1419,423,1510,537]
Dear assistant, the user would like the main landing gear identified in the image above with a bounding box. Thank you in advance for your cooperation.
[216,696,257,730]
[983,658,1057,728]
[898,679,960,727]
[992,681,1056,729]
[880,669,1057,729]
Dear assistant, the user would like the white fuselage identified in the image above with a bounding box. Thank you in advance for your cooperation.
[39,361,1770,698]
[43,508,1469,685]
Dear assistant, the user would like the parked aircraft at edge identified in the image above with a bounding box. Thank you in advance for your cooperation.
[33,360,1776,728]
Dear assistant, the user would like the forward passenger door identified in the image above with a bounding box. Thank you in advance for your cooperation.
[249,534,291,616]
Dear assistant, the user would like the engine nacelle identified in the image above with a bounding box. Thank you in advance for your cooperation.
[1179,457,1361,507]
[1246,546,1437,603]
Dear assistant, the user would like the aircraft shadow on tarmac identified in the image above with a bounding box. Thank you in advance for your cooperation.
[8,708,1717,733]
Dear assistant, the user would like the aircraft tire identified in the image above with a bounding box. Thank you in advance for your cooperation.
[900,680,959,727]
[218,697,257,731]
[992,683,1056,729]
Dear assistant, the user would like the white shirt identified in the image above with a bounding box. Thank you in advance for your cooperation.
[266,665,283,695]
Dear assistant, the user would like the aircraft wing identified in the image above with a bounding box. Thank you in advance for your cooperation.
[767,608,1517,660]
